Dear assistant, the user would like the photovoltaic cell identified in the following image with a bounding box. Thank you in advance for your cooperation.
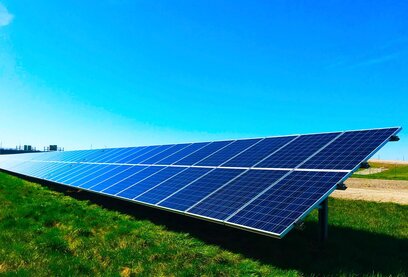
[227,171,347,234]
[83,148,123,163]
[196,138,261,166]
[300,128,398,170]
[116,166,185,199]
[222,136,298,168]
[90,166,149,192]
[136,167,212,205]
[156,142,209,165]
[140,143,191,164]
[24,162,53,177]
[44,163,75,180]
[67,164,112,186]
[64,164,109,186]
[115,146,154,164]
[125,145,175,164]
[97,148,134,163]
[187,170,288,220]
[159,168,245,211]
[52,164,95,183]
[63,164,108,184]
[174,140,234,165]
[11,162,40,174]
[7,161,33,172]
[101,166,165,194]
[106,148,144,163]
[79,165,130,189]
[255,132,340,169]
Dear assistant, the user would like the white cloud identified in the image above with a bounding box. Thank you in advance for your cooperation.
[0,3,13,27]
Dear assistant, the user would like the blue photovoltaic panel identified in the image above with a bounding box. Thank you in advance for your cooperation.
[8,161,35,172]
[83,148,122,163]
[255,132,340,169]
[116,166,185,199]
[195,138,261,166]
[28,162,61,178]
[90,166,149,192]
[30,162,60,176]
[80,149,113,163]
[23,162,51,177]
[155,142,209,165]
[44,163,75,180]
[300,128,399,170]
[187,170,288,220]
[66,164,112,187]
[52,164,95,183]
[63,150,92,162]
[113,147,147,163]
[101,166,165,194]
[63,150,95,162]
[125,145,175,164]
[96,148,133,163]
[0,127,401,238]
[114,146,153,164]
[222,136,298,168]
[174,140,234,165]
[107,148,146,163]
[135,167,212,205]
[79,165,131,189]
[18,160,42,173]
[36,151,72,162]
[159,168,245,211]
[57,163,104,183]
[65,164,111,186]
[140,143,191,164]
[227,171,347,235]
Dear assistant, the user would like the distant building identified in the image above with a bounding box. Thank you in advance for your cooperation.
[44,145,64,152]
[24,145,32,151]
[49,145,58,151]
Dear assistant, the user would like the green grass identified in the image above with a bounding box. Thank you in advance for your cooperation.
[0,171,407,276]
[352,162,408,181]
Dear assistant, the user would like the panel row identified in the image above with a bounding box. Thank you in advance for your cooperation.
[0,128,399,170]
[0,159,347,236]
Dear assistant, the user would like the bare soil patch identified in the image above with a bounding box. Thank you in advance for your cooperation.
[331,178,408,205]
[354,167,387,175]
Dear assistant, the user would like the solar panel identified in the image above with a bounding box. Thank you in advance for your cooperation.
[196,138,261,166]
[300,129,398,170]
[80,165,129,189]
[187,170,289,220]
[254,132,340,169]
[156,142,209,165]
[221,136,298,167]
[174,140,234,165]
[136,167,213,205]
[0,127,401,238]
[226,171,348,235]
[116,166,185,199]
[158,168,245,211]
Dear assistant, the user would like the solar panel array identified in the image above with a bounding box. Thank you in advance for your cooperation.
[0,127,401,238]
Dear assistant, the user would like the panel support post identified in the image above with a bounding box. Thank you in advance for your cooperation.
[318,198,328,242]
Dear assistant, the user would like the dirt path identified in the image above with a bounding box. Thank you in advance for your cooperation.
[330,178,408,205]
[353,167,387,175]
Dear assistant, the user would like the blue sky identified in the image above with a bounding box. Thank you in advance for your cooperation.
[0,1,407,159]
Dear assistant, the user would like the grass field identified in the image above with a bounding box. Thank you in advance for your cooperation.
[0,171,407,276]
[352,162,408,181]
